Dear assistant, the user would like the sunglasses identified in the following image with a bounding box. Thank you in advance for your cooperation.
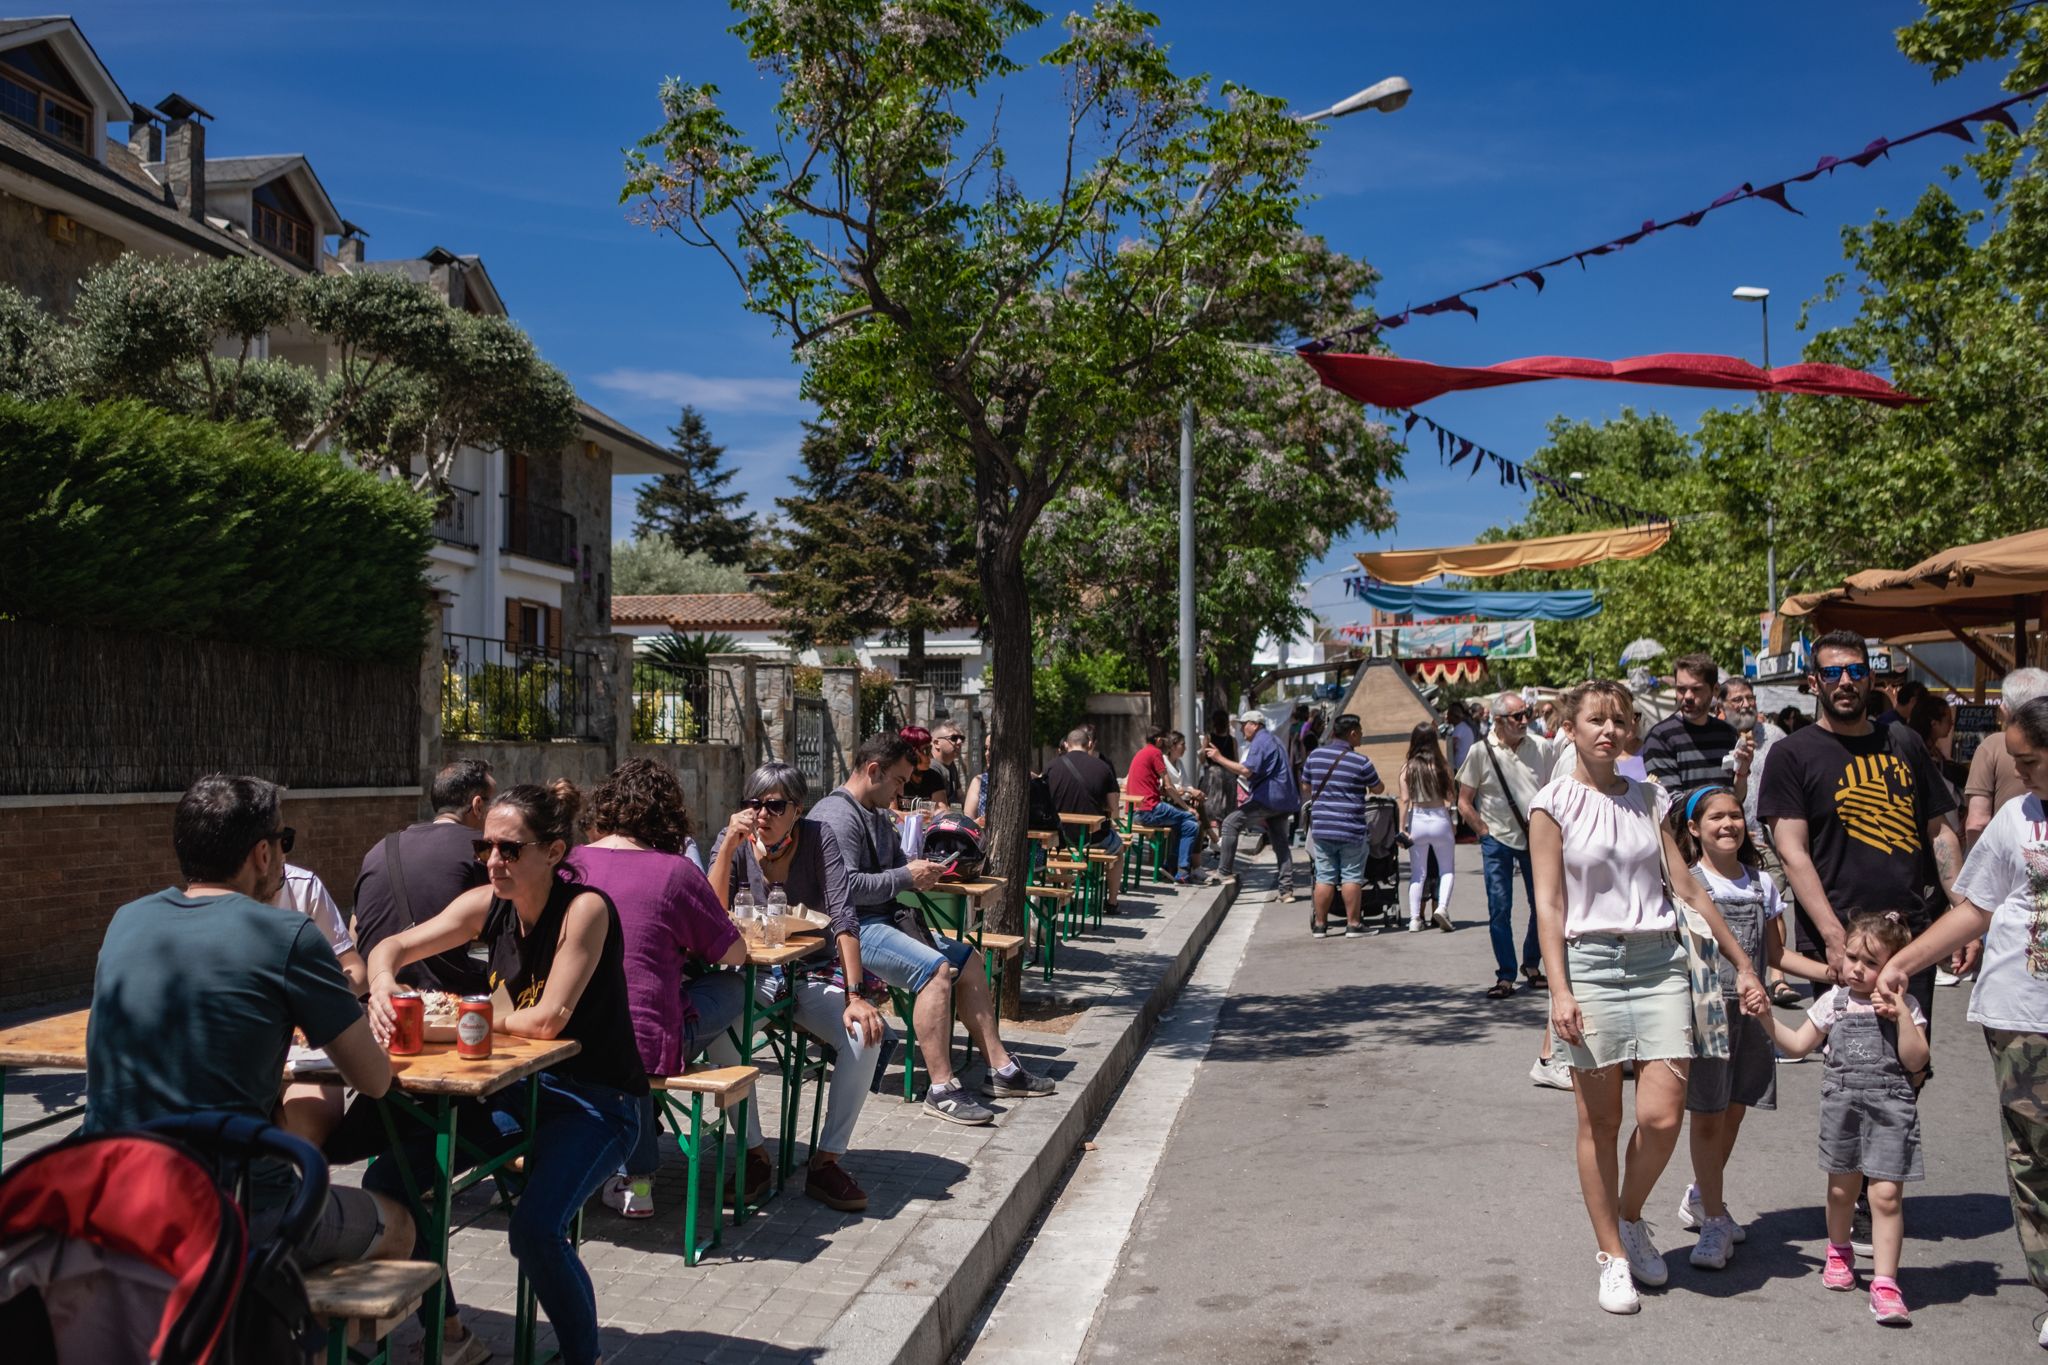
[473,837,544,863]
[744,798,793,816]
[1500,712,1529,725]
[1815,663,1871,683]
[264,826,296,855]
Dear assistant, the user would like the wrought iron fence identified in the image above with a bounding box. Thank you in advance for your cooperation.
[431,484,480,549]
[631,660,710,744]
[442,633,602,741]
[501,495,576,567]
[793,695,829,788]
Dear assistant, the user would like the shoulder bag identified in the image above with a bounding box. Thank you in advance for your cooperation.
[1644,790,1731,1061]
[1481,739,1530,838]
[1300,748,1345,840]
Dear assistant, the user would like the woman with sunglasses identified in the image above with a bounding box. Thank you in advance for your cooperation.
[364,780,642,1365]
[575,759,753,1220]
[706,761,888,1212]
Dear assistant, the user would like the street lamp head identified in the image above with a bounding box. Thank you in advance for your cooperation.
[1732,286,1770,302]
[1301,76,1412,123]
[1567,471,1587,482]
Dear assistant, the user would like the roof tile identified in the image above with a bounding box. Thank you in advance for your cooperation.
[613,594,786,631]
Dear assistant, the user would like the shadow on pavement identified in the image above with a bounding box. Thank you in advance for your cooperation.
[1154,978,1548,1062]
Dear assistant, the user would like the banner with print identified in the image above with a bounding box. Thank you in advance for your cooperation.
[1394,619,1536,660]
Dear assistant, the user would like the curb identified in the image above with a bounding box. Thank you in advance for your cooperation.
[816,879,1242,1364]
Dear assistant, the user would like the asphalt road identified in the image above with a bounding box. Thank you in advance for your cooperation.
[1078,842,2043,1364]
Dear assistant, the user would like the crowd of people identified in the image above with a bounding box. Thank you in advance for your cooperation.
[76,726,1057,1365]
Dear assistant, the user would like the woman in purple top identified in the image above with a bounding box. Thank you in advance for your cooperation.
[574,759,752,1221]
[707,760,887,1214]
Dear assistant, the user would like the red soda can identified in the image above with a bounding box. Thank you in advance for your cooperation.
[456,995,493,1060]
[389,991,424,1056]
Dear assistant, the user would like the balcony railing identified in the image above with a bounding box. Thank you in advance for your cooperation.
[431,484,480,549]
[501,495,576,567]
[441,633,601,742]
[630,661,711,744]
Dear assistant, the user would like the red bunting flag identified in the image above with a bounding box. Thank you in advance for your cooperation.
[1299,350,1923,410]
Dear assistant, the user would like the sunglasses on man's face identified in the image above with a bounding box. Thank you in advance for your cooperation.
[1500,712,1529,725]
[264,827,296,856]
[743,798,793,816]
[1815,663,1871,683]
[473,838,543,863]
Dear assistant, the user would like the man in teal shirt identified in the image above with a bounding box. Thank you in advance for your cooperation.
[87,773,412,1267]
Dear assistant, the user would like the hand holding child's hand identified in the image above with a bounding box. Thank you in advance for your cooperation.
[1872,983,1908,1020]
[1738,979,1770,1017]
[1875,961,1910,1003]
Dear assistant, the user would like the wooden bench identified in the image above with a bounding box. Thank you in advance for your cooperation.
[1022,884,1073,978]
[649,1065,759,1264]
[307,1259,442,1364]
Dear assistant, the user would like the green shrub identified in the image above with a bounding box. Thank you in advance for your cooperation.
[0,397,431,660]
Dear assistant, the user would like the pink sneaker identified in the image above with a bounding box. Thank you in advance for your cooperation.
[1869,1278,1910,1324]
[1823,1242,1858,1291]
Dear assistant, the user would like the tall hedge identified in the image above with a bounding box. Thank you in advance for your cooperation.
[2,398,432,660]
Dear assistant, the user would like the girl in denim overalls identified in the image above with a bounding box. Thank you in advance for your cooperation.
[1761,911,1930,1326]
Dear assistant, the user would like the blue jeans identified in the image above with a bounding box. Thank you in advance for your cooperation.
[1136,803,1201,873]
[1481,835,1540,982]
[857,915,974,993]
[361,1072,639,1365]
[626,971,747,1177]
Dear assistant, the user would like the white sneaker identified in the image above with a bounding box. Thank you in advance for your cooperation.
[600,1173,654,1219]
[1936,967,1960,987]
[1677,1183,1746,1242]
[1617,1218,1668,1287]
[1528,1054,1574,1091]
[1597,1252,1640,1314]
[1689,1215,1737,1270]
[1407,916,1425,932]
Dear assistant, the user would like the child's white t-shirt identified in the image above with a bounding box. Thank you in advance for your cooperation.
[1694,864,1784,922]
[1806,986,1927,1038]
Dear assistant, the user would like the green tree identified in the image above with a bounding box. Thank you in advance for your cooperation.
[626,1,1336,937]
[634,405,757,565]
[0,284,77,400]
[769,418,977,680]
[612,535,752,594]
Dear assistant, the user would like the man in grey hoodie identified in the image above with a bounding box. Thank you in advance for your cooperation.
[812,731,1055,1126]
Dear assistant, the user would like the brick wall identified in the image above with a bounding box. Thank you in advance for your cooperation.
[0,789,420,1012]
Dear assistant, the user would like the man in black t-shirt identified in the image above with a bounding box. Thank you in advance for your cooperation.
[353,758,495,995]
[1641,652,1753,799]
[1759,631,1961,1008]
[1045,725,1125,910]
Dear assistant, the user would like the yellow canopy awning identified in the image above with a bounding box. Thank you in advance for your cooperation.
[1356,523,1672,586]
[1770,526,2048,654]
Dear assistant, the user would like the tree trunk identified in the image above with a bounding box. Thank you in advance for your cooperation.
[904,622,925,684]
[1144,635,1173,734]
[977,484,1034,991]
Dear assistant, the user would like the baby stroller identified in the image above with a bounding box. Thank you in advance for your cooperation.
[0,1111,329,1364]
[1304,796,1404,932]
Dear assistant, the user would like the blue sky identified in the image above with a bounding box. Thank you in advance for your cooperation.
[76,2,2011,630]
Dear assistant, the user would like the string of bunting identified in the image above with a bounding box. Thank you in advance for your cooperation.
[1300,81,2048,351]
[1398,408,1669,527]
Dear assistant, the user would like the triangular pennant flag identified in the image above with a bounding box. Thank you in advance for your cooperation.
[1404,411,1421,432]
[1708,184,1753,209]
[1982,105,2021,134]
[1932,119,1974,143]
[1754,182,1802,215]
[1522,269,1546,292]
[1848,137,1890,167]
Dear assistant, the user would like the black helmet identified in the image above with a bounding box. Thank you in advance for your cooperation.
[920,812,986,877]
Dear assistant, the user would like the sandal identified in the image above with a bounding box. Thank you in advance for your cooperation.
[1523,966,1548,988]
[1486,980,1516,1000]
[1770,980,1803,1007]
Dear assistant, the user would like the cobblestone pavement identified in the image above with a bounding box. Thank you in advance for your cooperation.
[0,866,1211,1363]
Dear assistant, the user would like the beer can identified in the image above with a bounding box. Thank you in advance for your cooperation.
[456,995,493,1060]
[389,990,424,1056]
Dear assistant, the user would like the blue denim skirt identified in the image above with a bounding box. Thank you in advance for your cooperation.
[1560,931,1691,1071]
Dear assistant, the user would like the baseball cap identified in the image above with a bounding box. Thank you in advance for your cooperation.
[1238,711,1268,727]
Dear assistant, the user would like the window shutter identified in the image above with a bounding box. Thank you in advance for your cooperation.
[545,606,562,656]
[504,598,521,646]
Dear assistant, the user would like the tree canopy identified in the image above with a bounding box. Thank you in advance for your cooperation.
[611,535,752,594]
[633,405,757,565]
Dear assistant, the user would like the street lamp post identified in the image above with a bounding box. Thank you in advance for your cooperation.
[1176,76,1412,784]
[1733,285,1775,619]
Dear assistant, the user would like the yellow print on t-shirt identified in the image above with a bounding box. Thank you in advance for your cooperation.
[489,969,548,1010]
[1831,753,1921,856]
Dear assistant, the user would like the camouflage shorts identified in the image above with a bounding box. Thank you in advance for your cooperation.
[1985,1027,2048,1293]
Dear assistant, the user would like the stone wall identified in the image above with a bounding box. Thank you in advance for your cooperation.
[0,789,419,1012]
[1,188,127,316]
[441,739,616,793]
[624,743,745,838]
[557,441,614,651]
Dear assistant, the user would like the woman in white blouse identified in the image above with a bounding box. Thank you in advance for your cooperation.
[1531,679,1768,1316]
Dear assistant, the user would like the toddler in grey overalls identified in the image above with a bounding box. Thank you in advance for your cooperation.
[1808,986,1925,1183]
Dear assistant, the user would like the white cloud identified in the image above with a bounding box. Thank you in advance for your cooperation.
[592,368,808,415]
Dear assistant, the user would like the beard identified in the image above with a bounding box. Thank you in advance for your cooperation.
[1819,686,1868,723]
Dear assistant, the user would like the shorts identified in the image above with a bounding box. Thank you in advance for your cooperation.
[1091,827,1124,856]
[1818,1077,1924,1183]
[857,916,975,993]
[1558,931,1692,1072]
[1687,1005,1777,1113]
[1309,836,1366,886]
[249,1183,386,1269]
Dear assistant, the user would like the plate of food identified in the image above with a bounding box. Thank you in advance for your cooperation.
[421,990,460,1043]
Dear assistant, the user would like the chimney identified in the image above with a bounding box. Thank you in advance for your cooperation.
[337,220,368,266]
[126,102,162,165]
[156,92,213,222]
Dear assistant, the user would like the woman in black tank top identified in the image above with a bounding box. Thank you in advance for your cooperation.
[363,781,641,1365]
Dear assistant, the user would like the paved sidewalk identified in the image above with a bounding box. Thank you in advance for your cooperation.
[0,865,1237,1363]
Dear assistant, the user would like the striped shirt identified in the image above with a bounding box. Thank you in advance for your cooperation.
[1640,714,1739,795]
[1300,743,1382,845]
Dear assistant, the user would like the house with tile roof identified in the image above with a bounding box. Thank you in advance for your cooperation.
[613,592,991,691]
[0,14,686,732]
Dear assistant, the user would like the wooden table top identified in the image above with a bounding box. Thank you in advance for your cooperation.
[0,1007,579,1100]
[931,878,1005,899]
[742,933,829,968]
[1057,813,1106,829]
